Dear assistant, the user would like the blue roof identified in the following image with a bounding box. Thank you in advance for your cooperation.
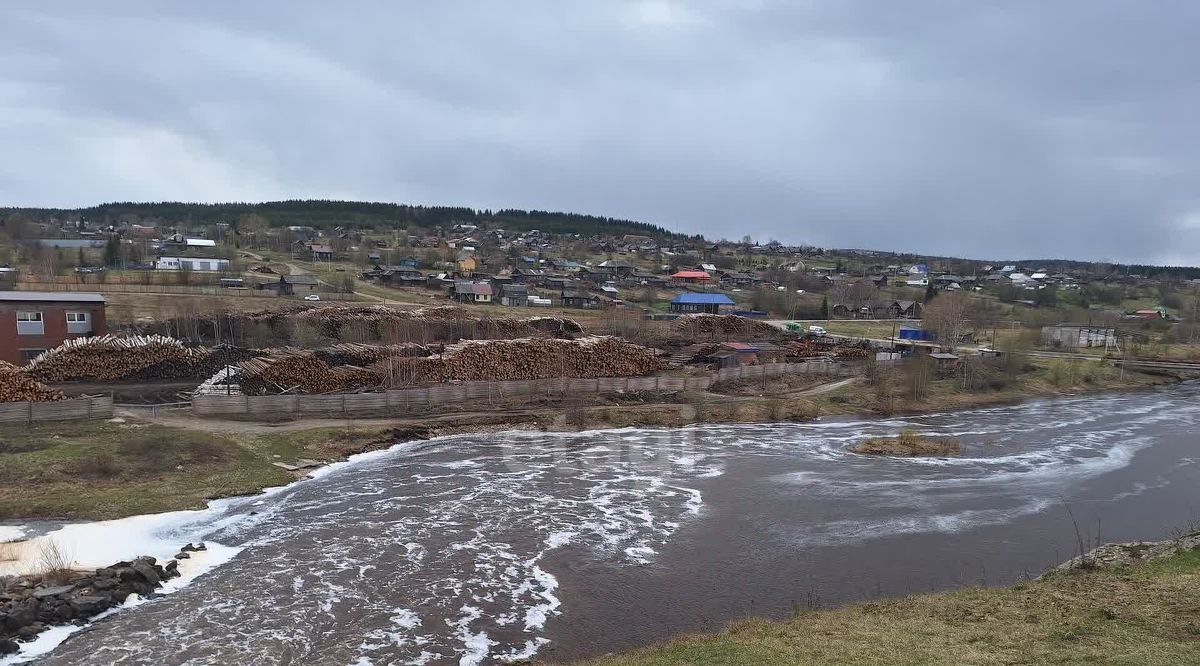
[671,292,735,305]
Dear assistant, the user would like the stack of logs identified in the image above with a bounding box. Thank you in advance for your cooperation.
[376,336,664,386]
[21,336,262,383]
[238,350,384,395]
[312,342,432,367]
[670,314,783,339]
[233,305,585,344]
[0,361,64,402]
[23,335,209,382]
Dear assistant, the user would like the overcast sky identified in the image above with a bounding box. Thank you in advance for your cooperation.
[0,1,1196,264]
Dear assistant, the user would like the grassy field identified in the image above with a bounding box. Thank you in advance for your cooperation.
[577,549,1200,665]
[103,291,295,321]
[0,420,399,520]
[808,362,1169,417]
[812,319,1036,349]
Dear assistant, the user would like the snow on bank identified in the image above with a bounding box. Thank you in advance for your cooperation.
[0,545,242,665]
[0,439,427,663]
[0,440,426,578]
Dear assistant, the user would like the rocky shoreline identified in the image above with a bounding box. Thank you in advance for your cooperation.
[1043,531,1200,577]
[0,543,207,656]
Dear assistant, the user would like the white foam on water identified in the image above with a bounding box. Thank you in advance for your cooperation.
[449,605,494,666]
[0,542,241,665]
[1,623,86,665]
[0,526,25,542]
[21,386,1200,665]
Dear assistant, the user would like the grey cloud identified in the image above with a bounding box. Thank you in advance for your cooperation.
[0,1,1196,264]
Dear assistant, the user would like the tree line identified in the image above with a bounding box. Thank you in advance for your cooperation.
[0,200,685,240]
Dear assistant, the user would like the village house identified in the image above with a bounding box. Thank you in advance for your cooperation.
[510,267,544,284]
[671,269,712,284]
[704,341,787,368]
[888,300,923,319]
[364,265,426,287]
[560,289,601,309]
[307,243,335,262]
[154,256,231,272]
[265,274,320,296]
[577,266,610,284]
[499,284,529,306]
[718,271,757,288]
[0,291,106,364]
[456,254,479,275]
[670,292,735,315]
[451,280,493,304]
[598,259,636,278]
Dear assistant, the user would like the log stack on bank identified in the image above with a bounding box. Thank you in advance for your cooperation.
[0,361,64,402]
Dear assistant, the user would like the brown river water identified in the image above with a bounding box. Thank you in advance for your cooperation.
[14,383,1200,665]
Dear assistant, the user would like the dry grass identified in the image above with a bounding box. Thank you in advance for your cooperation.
[35,538,75,584]
[850,427,962,457]
[575,549,1200,665]
[0,538,25,563]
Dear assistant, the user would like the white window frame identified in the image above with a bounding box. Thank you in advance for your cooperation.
[16,310,44,335]
[66,311,89,323]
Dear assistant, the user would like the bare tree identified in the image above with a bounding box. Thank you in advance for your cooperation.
[922,292,975,350]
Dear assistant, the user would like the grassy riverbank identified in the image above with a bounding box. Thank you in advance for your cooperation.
[575,548,1200,665]
[0,368,1178,521]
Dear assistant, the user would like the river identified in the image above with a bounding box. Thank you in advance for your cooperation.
[14,383,1200,664]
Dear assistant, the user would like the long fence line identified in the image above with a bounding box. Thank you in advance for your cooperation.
[193,361,853,417]
[0,396,113,424]
[13,281,355,300]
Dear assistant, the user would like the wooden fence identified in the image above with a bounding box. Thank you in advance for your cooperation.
[0,396,113,424]
[14,282,355,300]
[193,361,852,418]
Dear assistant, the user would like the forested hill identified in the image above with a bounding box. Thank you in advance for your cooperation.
[0,200,691,239]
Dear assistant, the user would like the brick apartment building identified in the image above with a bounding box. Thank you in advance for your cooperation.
[0,291,106,364]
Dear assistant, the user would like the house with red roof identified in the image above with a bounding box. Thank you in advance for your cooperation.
[670,270,711,284]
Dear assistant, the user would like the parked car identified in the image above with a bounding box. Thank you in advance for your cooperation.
[303,294,321,301]
[808,325,828,336]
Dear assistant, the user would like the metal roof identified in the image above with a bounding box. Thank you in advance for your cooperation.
[282,274,318,284]
[671,292,735,305]
[0,291,105,303]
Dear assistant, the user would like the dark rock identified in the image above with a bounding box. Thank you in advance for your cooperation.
[4,598,37,630]
[180,543,196,553]
[175,552,191,560]
[110,589,130,603]
[70,596,109,616]
[130,581,154,596]
[115,567,139,583]
[92,577,117,591]
[194,543,207,552]
[130,562,160,585]
[32,585,73,599]
[53,603,76,621]
[0,638,18,655]
[16,624,39,639]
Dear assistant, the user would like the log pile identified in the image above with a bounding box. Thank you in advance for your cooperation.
[0,361,64,402]
[206,305,586,345]
[238,350,383,395]
[313,342,432,367]
[24,335,210,382]
[670,314,782,339]
[377,336,664,386]
[833,341,873,359]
